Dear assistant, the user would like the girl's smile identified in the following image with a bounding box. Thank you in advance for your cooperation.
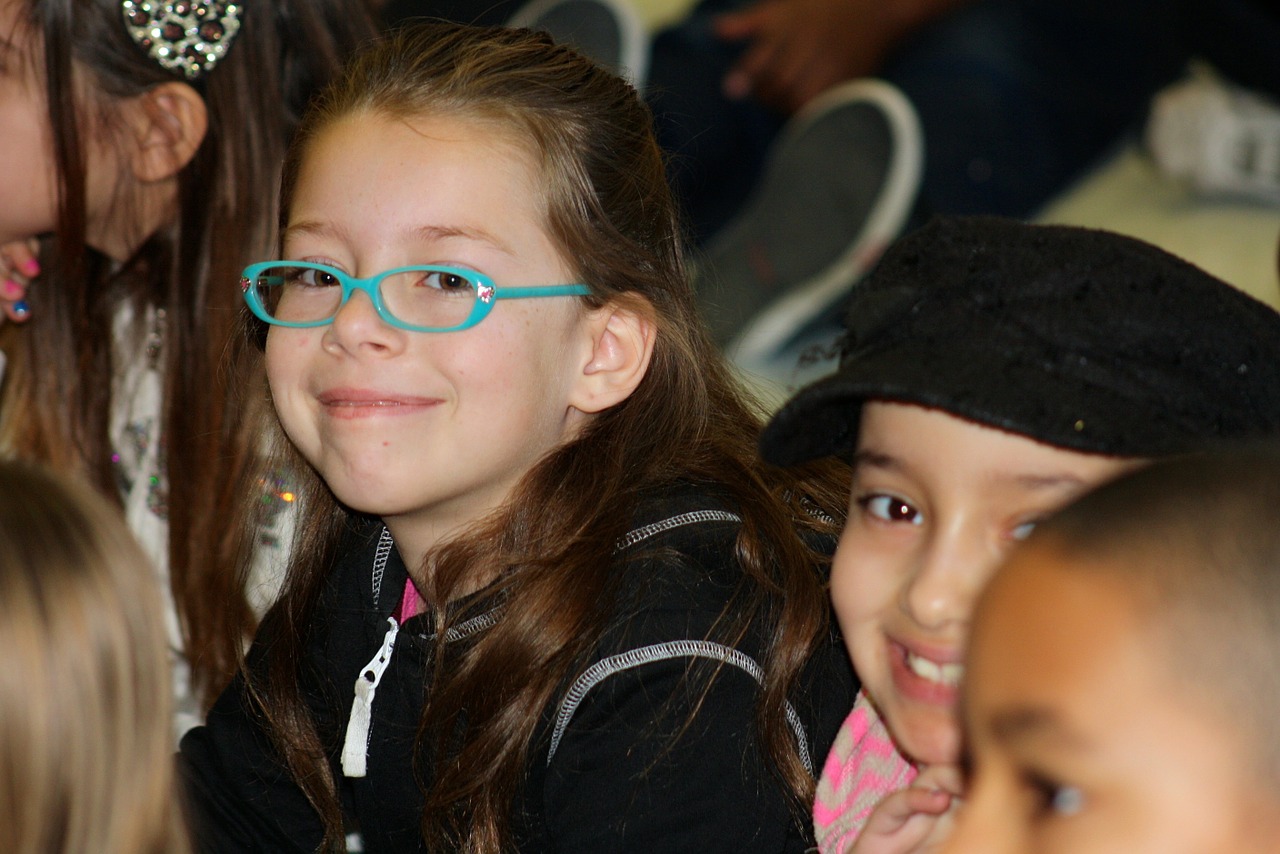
[314,387,442,419]
[889,638,964,705]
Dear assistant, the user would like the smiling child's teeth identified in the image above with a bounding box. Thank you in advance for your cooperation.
[906,651,964,686]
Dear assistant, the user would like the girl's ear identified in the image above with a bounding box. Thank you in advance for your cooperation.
[569,296,656,414]
[124,82,209,183]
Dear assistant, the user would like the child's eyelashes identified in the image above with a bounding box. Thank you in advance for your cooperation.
[856,493,923,525]
[852,488,1047,540]
[287,255,345,272]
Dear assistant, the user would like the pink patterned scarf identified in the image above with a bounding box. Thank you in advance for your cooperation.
[813,691,917,853]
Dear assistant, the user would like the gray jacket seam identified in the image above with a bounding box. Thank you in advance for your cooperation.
[547,639,812,774]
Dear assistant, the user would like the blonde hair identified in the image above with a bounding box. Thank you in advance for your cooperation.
[0,460,191,854]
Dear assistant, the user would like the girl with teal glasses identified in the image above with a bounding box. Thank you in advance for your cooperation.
[181,21,856,853]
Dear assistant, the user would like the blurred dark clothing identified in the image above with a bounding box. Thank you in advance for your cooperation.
[380,0,1280,245]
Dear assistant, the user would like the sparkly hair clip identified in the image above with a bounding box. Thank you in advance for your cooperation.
[121,1,243,81]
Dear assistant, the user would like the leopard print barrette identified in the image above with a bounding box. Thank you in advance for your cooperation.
[121,1,242,80]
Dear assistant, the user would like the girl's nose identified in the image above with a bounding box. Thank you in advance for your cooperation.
[903,528,998,632]
[323,289,404,355]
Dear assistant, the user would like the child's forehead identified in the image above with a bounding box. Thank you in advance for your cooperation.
[854,401,1115,467]
[322,109,532,157]
[296,113,552,229]
[847,402,1141,525]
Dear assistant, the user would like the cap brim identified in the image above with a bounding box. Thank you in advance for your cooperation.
[758,369,868,467]
[761,343,1229,468]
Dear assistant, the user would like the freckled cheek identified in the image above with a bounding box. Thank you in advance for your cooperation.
[466,335,557,396]
[265,330,321,376]
[451,358,523,398]
[264,336,321,423]
[265,357,307,404]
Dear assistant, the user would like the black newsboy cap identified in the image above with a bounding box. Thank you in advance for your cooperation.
[760,215,1280,466]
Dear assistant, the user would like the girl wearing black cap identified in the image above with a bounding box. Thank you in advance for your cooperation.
[759,214,1280,853]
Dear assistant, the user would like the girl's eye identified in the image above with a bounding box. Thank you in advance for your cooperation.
[859,494,922,525]
[421,269,475,294]
[289,266,342,288]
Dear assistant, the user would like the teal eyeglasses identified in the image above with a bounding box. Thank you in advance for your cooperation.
[240,261,592,333]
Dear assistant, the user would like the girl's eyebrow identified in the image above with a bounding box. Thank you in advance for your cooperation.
[1007,472,1087,491]
[281,221,515,257]
[281,220,349,246]
[852,448,904,473]
[990,705,1095,752]
[852,449,1090,499]
[411,223,515,256]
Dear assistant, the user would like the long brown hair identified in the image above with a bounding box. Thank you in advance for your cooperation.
[0,0,378,707]
[0,460,192,854]
[251,22,850,852]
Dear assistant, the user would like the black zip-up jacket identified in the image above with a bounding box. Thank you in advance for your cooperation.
[180,486,858,852]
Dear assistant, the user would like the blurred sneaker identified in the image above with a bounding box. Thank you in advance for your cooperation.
[1146,72,1280,205]
[692,78,923,367]
[507,0,649,89]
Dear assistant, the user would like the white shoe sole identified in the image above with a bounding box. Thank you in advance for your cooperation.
[723,79,923,366]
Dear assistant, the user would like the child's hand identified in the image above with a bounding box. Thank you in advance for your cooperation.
[847,765,962,854]
[1,239,39,325]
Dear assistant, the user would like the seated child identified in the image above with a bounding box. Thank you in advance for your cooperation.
[758,214,1280,852]
[179,21,855,853]
[0,460,190,853]
[945,446,1280,852]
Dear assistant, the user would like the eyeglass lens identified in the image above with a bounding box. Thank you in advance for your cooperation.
[250,265,480,329]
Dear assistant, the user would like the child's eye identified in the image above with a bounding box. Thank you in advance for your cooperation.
[858,494,923,525]
[420,269,476,295]
[282,264,342,289]
[1051,786,1085,815]
[1025,771,1085,818]
[1011,520,1038,541]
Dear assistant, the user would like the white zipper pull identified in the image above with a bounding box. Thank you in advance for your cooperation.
[341,617,399,778]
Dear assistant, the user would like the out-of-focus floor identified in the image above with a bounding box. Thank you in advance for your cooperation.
[1039,143,1280,309]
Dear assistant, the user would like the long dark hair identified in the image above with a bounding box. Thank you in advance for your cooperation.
[251,22,849,852]
[0,1,378,707]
